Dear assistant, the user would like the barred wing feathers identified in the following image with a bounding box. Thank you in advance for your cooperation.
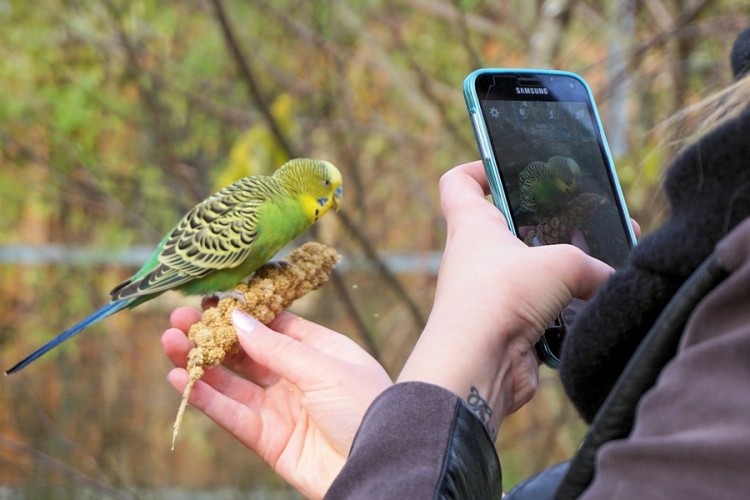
[110,176,281,301]
[518,161,550,212]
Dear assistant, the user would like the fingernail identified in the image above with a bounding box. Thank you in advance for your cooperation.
[232,309,260,334]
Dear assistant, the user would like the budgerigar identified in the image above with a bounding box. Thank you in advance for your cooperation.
[6,158,343,375]
[516,155,582,217]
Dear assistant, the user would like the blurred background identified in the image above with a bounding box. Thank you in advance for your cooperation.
[0,0,748,497]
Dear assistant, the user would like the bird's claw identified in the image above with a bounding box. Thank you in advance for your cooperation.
[263,259,292,271]
[241,260,291,284]
[205,289,247,307]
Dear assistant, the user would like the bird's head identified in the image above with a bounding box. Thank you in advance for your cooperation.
[549,156,582,195]
[276,158,343,222]
[322,160,344,212]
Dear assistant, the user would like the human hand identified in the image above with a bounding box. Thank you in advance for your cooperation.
[398,161,620,436]
[163,308,392,499]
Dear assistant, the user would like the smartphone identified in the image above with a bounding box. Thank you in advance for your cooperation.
[463,69,637,368]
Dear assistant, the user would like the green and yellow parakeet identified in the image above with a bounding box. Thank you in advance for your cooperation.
[516,155,582,217]
[6,158,343,374]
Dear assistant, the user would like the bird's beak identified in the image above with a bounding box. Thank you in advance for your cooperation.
[332,185,343,211]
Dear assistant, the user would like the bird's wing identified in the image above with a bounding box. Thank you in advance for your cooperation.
[519,161,550,184]
[158,195,264,275]
[518,161,549,211]
[111,177,272,300]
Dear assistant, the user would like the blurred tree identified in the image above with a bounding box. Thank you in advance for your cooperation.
[528,0,579,67]
[1,0,748,496]
[213,94,298,188]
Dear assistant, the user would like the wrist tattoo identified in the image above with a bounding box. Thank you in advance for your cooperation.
[467,386,496,438]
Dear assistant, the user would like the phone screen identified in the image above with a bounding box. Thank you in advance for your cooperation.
[466,70,636,367]
[474,72,633,269]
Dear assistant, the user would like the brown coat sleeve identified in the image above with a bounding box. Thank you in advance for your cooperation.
[580,218,750,498]
[324,382,502,500]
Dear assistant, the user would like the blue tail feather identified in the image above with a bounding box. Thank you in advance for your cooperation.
[5,300,131,375]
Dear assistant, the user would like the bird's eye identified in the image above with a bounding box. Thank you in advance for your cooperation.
[323,179,331,187]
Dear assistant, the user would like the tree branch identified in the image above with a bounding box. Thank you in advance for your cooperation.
[209,0,426,344]
[0,435,137,500]
[383,0,476,152]
[210,0,297,158]
[528,0,580,68]
[102,0,204,203]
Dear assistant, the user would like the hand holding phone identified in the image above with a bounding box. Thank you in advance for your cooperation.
[463,69,637,368]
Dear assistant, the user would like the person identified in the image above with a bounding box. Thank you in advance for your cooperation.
[163,158,618,498]
[162,28,750,499]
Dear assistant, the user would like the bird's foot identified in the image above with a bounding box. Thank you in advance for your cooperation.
[265,259,291,269]
[242,260,291,283]
[202,289,247,309]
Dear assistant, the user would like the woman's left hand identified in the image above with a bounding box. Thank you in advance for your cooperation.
[163,308,392,499]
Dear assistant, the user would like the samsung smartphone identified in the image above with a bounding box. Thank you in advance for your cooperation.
[463,69,637,368]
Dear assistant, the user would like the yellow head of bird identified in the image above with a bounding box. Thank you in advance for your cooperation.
[323,160,344,212]
[276,158,343,221]
[548,156,582,194]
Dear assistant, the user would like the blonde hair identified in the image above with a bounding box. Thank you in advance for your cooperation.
[658,74,750,153]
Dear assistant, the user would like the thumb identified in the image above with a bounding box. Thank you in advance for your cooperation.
[232,310,325,388]
[543,245,615,301]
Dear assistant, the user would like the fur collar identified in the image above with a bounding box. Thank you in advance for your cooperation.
[560,104,750,422]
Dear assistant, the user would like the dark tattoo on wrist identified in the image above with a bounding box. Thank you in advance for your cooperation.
[467,386,496,438]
